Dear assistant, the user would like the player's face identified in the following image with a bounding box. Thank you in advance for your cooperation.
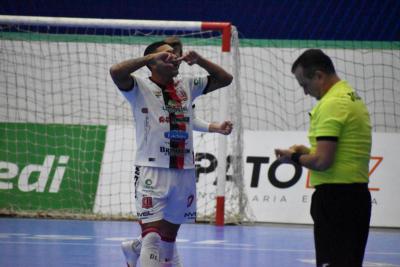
[294,66,322,100]
[154,44,180,77]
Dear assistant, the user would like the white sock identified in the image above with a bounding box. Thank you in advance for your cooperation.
[133,235,183,267]
[140,232,161,267]
[159,240,175,267]
[133,235,142,254]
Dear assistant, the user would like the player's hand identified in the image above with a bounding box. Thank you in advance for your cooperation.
[218,121,233,135]
[178,50,200,65]
[275,148,295,163]
[151,51,179,65]
[289,144,310,154]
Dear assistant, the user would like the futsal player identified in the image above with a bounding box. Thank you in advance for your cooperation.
[110,40,232,267]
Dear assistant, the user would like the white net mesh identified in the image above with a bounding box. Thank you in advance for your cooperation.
[0,18,247,223]
[1,17,399,224]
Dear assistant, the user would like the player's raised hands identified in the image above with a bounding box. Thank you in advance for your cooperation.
[151,51,178,64]
[178,50,201,65]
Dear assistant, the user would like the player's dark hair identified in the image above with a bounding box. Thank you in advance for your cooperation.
[291,49,336,78]
[164,36,183,56]
[144,41,168,56]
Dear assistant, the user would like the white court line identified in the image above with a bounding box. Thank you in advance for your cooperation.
[1,240,399,256]
[298,259,400,267]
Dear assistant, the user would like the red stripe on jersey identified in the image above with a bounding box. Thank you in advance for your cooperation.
[165,82,187,169]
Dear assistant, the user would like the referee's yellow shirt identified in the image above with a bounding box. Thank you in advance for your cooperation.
[308,80,372,186]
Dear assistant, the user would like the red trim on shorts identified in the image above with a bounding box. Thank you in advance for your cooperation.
[141,227,160,238]
[160,235,176,243]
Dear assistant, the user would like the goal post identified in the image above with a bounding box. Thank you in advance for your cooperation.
[0,15,245,224]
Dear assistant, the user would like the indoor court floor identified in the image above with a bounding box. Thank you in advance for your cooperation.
[1,217,399,267]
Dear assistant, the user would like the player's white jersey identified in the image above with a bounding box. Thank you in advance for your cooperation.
[120,75,208,169]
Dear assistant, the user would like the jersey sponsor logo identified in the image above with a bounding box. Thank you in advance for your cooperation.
[164,130,188,140]
[142,196,153,209]
[153,90,162,97]
[143,179,155,191]
[184,211,196,219]
[162,105,188,113]
[160,146,191,156]
[137,210,154,217]
[159,116,190,124]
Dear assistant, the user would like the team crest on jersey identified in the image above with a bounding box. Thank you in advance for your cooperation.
[142,196,153,209]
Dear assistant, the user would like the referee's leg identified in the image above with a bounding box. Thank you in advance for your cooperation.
[312,184,371,267]
[311,188,332,266]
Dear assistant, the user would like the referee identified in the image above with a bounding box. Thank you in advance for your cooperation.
[275,49,372,267]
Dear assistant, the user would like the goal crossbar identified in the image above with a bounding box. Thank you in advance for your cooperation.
[0,15,232,51]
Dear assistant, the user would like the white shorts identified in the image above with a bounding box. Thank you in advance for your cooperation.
[134,166,196,224]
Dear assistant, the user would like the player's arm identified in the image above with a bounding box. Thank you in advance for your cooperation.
[109,52,172,90]
[208,121,233,135]
[109,56,150,90]
[275,139,337,171]
[179,51,233,93]
[192,104,233,135]
[193,117,233,135]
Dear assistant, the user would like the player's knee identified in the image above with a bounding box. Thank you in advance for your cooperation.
[140,231,162,265]
[142,231,161,248]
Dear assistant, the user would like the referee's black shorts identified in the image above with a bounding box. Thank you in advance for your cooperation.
[311,183,371,267]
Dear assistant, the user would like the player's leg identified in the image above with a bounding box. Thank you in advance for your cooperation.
[133,166,167,266]
[121,235,142,267]
[141,220,180,267]
[133,167,196,266]
[140,225,162,267]
[158,168,196,267]
[121,235,183,267]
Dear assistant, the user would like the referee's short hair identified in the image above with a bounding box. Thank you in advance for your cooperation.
[292,49,336,78]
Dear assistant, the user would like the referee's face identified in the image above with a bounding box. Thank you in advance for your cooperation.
[294,66,321,100]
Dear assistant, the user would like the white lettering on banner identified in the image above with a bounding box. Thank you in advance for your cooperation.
[242,130,400,227]
[0,155,69,193]
[97,126,400,227]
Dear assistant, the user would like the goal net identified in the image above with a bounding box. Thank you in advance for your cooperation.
[1,16,399,224]
[0,15,246,223]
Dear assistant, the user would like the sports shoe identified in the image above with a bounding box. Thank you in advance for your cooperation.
[121,239,141,267]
